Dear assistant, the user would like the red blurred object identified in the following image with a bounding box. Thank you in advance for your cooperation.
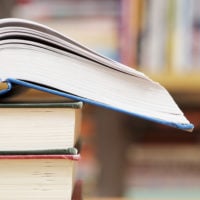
[72,180,83,200]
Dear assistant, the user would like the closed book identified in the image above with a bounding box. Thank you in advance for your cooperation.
[0,153,80,200]
[0,102,82,151]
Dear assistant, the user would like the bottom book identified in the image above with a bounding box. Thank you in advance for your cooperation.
[0,154,80,200]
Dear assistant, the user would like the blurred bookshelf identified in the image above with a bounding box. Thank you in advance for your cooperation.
[11,0,200,94]
[2,0,200,199]
[12,0,120,61]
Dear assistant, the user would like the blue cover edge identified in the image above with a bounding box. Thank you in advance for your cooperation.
[0,81,12,95]
[3,78,194,131]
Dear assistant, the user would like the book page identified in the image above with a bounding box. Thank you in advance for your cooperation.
[0,18,148,79]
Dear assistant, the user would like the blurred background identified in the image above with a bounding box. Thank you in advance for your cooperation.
[1,0,200,199]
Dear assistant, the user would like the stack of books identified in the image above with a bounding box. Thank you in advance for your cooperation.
[0,86,83,200]
[0,18,194,199]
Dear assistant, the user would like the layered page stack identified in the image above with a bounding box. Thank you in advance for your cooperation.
[0,87,82,200]
[0,18,194,131]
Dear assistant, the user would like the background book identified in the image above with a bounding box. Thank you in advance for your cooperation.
[119,0,142,67]
[170,0,194,72]
[139,0,169,74]
[171,0,200,73]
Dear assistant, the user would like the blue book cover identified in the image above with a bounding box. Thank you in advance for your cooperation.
[0,78,194,132]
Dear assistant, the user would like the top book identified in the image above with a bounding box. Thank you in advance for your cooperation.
[0,18,193,131]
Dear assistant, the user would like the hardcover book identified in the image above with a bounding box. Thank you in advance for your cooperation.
[0,154,80,200]
[0,102,82,151]
[0,18,193,131]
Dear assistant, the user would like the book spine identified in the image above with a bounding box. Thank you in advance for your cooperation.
[119,0,141,68]
[139,0,168,73]
[0,148,78,155]
[171,0,194,72]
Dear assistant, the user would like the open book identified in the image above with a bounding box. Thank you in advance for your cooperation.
[0,18,193,131]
